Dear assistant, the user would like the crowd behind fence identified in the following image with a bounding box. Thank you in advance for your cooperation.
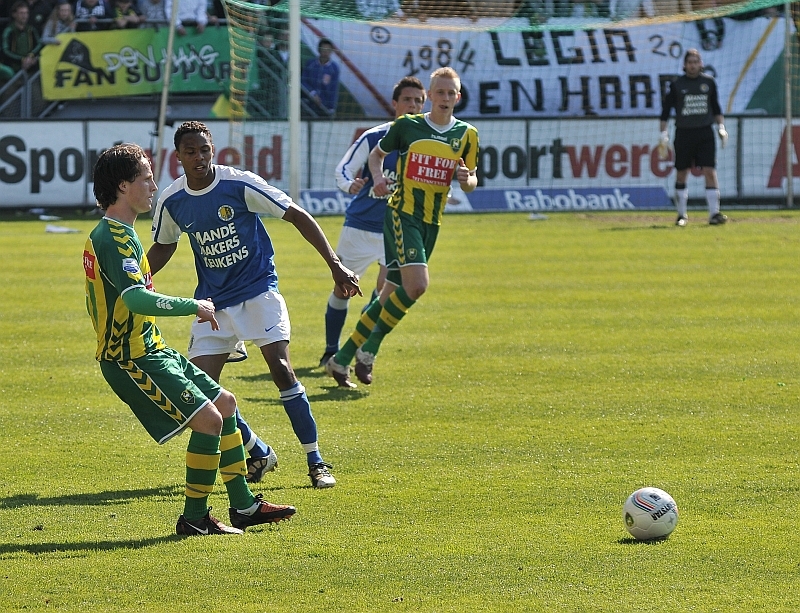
[0,0,231,88]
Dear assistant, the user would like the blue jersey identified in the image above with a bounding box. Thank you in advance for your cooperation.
[151,165,295,310]
[334,121,400,234]
[301,57,340,113]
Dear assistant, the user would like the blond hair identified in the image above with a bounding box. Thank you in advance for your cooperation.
[430,67,461,91]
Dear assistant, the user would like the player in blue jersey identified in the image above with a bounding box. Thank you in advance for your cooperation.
[319,76,426,375]
[148,121,360,489]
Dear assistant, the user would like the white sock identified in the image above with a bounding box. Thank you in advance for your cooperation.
[675,187,689,217]
[328,293,349,310]
[706,188,720,217]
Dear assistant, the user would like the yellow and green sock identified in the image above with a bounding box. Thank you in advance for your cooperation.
[184,431,221,520]
[219,415,256,511]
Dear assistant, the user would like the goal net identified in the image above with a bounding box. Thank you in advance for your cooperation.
[221,0,797,208]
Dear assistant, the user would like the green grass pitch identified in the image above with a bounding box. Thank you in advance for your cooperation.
[2,210,800,611]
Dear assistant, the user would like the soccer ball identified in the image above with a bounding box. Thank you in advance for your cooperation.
[622,487,679,541]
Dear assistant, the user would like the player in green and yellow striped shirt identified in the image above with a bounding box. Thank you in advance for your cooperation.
[326,67,479,388]
[85,143,296,535]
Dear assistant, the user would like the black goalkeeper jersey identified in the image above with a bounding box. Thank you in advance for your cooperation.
[660,73,722,130]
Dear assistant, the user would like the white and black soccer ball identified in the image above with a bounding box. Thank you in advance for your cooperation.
[622,487,679,541]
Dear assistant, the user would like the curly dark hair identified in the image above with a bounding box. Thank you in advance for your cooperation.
[93,143,146,209]
[174,121,213,151]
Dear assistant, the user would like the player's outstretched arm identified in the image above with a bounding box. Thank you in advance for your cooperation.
[368,146,390,197]
[122,288,220,330]
[283,206,362,298]
[146,242,178,276]
[335,133,370,194]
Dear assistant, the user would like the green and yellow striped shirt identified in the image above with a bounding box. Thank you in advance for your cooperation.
[84,218,166,361]
[379,113,479,226]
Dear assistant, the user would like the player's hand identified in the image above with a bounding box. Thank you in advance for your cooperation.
[332,264,362,299]
[372,176,390,198]
[349,178,367,194]
[657,131,671,161]
[456,158,471,183]
[718,124,728,148]
[196,299,219,331]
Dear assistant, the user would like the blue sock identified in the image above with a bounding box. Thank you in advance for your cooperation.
[325,294,349,354]
[235,406,271,458]
[280,382,323,466]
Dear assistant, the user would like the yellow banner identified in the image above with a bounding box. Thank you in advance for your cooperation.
[40,28,231,101]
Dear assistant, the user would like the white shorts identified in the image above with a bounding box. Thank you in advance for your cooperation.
[336,225,385,278]
[187,290,291,358]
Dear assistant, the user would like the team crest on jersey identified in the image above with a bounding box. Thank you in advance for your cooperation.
[122,257,140,276]
[180,389,196,405]
[700,83,709,93]
[407,248,418,261]
[450,138,461,152]
[217,205,235,222]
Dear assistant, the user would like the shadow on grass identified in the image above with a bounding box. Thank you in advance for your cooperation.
[236,366,320,383]
[241,391,366,405]
[310,387,370,402]
[617,537,671,545]
[240,395,284,407]
[0,485,184,509]
[601,225,671,232]
[0,481,309,511]
[0,535,182,557]
[236,365,370,403]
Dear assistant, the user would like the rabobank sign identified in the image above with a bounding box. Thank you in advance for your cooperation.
[298,190,351,215]
[298,186,672,215]
[497,187,671,211]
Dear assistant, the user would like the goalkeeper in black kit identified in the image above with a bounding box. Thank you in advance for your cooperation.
[659,48,728,227]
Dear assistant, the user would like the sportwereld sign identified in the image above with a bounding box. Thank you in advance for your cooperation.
[0,118,795,208]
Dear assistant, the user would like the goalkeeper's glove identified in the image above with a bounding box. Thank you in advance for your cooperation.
[718,124,728,148]
[657,130,671,160]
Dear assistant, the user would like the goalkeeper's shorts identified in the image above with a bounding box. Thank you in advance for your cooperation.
[674,125,716,171]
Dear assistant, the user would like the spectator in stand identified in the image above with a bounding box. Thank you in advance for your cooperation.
[41,0,75,43]
[1,1,43,72]
[163,0,206,35]
[112,0,144,28]
[301,37,339,116]
[75,0,112,30]
[275,26,289,64]
[206,0,223,26]
[248,28,288,119]
[21,0,55,34]
[137,0,165,24]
